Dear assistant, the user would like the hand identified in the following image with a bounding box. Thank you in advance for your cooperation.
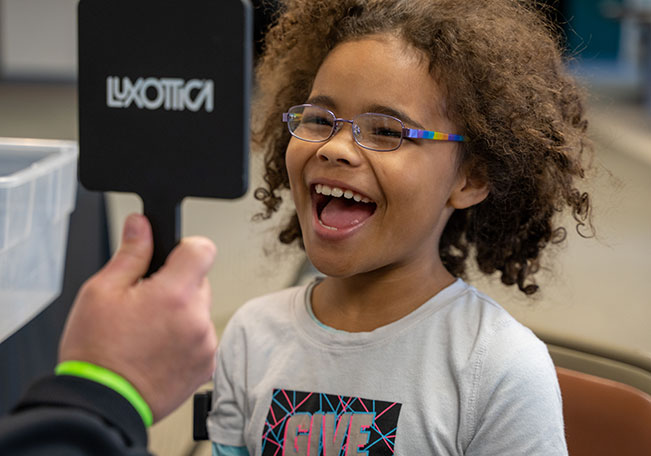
[59,213,218,422]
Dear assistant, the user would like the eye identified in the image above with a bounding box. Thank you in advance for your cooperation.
[370,126,402,138]
[302,113,333,127]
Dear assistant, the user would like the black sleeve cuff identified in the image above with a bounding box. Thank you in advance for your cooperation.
[12,374,148,448]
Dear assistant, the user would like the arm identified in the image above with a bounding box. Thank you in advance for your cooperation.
[0,214,218,455]
[0,375,151,455]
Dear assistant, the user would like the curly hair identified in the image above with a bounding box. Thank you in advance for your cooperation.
[253,0,593,295]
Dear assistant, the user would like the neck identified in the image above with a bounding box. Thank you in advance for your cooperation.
[311,259,455,332]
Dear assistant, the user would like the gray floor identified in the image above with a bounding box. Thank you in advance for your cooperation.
[1,79,649,455]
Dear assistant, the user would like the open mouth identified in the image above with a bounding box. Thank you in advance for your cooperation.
[313,184,377,230]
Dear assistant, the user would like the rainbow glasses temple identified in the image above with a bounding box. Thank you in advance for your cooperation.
[402,128,466,142]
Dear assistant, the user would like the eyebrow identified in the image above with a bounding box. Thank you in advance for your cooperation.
[365,104,426,130]
[304,95,426,130]
[305,95,337,110]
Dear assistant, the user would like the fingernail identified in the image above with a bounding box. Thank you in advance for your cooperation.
[123,214,143,241]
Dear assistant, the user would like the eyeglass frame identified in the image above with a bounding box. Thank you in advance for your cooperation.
[282,103,466,152]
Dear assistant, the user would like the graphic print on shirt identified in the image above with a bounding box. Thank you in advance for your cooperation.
[261,389,402,455]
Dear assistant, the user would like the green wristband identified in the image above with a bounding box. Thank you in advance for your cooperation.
[55,360,153,427]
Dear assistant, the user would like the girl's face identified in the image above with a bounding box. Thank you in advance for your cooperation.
[286,35,485,280]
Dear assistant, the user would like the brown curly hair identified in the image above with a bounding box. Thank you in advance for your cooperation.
[253,0,593,295]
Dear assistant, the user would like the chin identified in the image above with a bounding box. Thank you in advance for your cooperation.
[307,251,378,280]
[307,251,355,279]
[309,259,349,279]
[303,234,379,279]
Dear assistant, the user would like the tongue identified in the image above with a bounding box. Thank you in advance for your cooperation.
[320,198,374,229]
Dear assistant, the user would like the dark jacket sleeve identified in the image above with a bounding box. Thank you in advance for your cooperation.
[0,375,151,456]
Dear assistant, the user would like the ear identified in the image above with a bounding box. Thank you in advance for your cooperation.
[448,172,489,210]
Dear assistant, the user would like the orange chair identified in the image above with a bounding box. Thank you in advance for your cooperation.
[556,367,651,456]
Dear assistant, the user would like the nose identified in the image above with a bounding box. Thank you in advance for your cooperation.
[315,119,363,166]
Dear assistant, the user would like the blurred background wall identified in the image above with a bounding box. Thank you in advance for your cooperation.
[0,0,649,455]
[0,0,77,81]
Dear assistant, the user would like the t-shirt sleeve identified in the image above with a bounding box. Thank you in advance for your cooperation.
[464,322,568,455]
[207,312,248,447]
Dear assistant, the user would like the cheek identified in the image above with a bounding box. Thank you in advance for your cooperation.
[285,140,312,203]
[384,154,458,215]
[285,142,301,187]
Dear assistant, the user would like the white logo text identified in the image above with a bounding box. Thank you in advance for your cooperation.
[106,76,214,112]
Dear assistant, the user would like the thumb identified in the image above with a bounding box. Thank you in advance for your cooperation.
[157,236,217,290]
[100,213,154,287]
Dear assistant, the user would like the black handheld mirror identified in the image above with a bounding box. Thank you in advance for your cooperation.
[78,0,252,275]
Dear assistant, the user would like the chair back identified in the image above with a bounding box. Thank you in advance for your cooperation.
[556,367,651,456]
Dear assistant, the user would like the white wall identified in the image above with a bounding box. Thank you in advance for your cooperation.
[0,0,77,80]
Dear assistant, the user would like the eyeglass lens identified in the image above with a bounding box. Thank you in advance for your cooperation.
[287,105,404,151]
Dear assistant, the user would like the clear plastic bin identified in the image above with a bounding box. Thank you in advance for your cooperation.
[0,138,78,343]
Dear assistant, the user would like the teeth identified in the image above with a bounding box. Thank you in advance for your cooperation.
[315,184,330,196]
[315,184,372,203]
[318,219,338,231]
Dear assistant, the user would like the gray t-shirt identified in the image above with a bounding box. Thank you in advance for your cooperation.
[208,279,567,455]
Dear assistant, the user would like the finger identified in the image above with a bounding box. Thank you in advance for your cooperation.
[196,277,213,316]
[100,213,154,287]
[157,237,217,289]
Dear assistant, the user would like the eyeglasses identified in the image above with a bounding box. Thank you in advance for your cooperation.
[282,104,466,152]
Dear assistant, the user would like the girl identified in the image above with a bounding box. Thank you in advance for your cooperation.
[209,0,592,454]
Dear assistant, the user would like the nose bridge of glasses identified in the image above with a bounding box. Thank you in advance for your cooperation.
[333,118,361,138]
[333,117,352,132]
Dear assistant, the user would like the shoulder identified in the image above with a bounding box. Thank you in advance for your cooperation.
[450,285,566,452]
[438,282,559,409]
[434,283,544,360]
[460,287,563,430]
[450,284,554,380]
[443,282,544,351]
[467,285,552,369]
